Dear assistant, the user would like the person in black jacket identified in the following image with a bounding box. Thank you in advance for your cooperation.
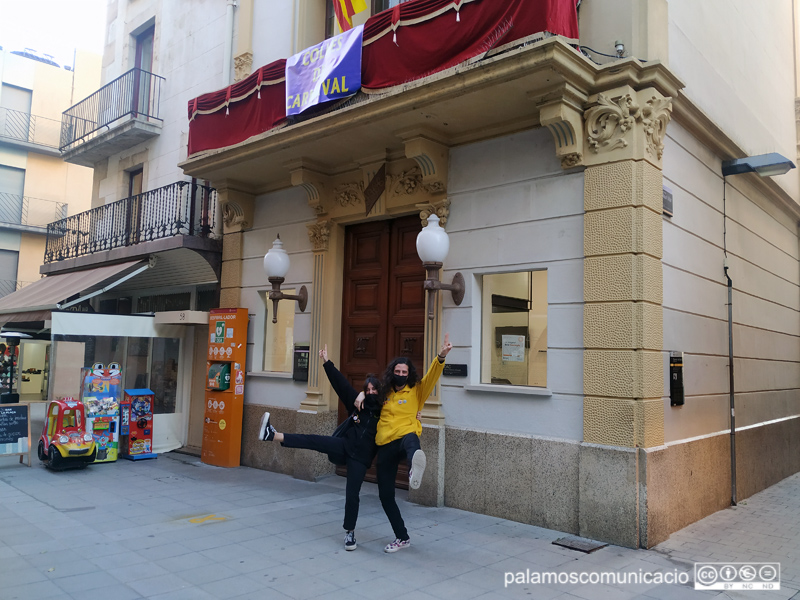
[258,344,382,551]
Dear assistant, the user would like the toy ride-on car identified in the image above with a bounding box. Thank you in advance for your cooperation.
[38,398,97,469]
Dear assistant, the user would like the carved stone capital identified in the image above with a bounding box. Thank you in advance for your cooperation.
[306,220,331,252]
[288,160,330,216]
[398,130,449,195]
[584,86,672,169]
[214,182,255,234]
[416,198,451,228]
[540,99,585,169]
[233,51,253,82]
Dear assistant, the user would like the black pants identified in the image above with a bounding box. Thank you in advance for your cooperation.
[281,434,368,531]
[376,433,420,541]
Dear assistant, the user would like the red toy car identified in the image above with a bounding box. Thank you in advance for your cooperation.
[38,398,97,469]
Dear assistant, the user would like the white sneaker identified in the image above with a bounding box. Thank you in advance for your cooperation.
[384,538,410,553]
[409,449,426,490]
[259,412,275,441]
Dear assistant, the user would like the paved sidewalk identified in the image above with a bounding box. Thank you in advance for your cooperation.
[0,451,798,600]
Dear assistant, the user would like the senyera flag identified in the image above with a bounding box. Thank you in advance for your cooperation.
[333,0,367,32]
[285,25,364,116]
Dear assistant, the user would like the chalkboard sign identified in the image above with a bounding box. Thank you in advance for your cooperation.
[0,404,27,443]
[0,403,31,466]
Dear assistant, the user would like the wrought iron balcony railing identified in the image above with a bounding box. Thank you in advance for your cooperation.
[60,67,165,152]
[0,193,68,229]
[0,279,35,299]
[0,107,62,149]
[44,181,220,264]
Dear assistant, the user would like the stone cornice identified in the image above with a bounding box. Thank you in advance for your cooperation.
[592,58,683,100]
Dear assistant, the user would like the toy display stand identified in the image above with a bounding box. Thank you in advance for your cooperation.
[120,388,156,460]
[81,364,122,463]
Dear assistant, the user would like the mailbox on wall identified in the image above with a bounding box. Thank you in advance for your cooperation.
[670,351,684,406]
[293,345,309,382]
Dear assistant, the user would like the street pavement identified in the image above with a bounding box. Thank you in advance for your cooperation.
[1,450,798,600]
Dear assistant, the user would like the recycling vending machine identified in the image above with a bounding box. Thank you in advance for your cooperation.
[202,308,248,467]
[120,389,156,460]
[80,363,122,463]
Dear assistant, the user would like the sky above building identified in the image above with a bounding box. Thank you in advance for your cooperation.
[0,0,106,68]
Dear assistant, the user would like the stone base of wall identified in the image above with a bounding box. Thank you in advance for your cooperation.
[240,404,337,481]
[444,426,580,536]
[445,418,800,549]
[645,416,800,547]
[579,443,639,548]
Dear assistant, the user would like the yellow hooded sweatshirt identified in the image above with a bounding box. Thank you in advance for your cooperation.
[375,357,444,446]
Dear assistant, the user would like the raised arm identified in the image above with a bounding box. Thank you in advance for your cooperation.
[321,344,359,412]
[416,333,452,408]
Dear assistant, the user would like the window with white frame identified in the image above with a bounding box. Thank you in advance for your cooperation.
[481,271,547,387]
[263,289,295,372]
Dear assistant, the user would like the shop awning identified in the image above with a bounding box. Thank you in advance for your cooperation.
[0,260,151,325]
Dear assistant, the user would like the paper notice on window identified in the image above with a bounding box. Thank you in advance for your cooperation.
[502,335,526,362]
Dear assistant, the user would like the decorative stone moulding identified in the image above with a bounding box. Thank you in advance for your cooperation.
[583,86,672,169]
[416,198,451,227]
[216,184,255,233]
[387,167,423,199]
[540,99,585,169]
[233,51,253,82]
[288,160,330,216]
[399,131,449,196]
[306,220,331,252]
[334,181,365,207]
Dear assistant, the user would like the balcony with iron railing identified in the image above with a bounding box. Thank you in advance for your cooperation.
[0,193,68,233]
[0,107,62,156]
[60,67,165,167]
[43,180,221,266]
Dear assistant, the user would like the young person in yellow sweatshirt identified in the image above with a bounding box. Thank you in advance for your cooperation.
[376,333,452,553]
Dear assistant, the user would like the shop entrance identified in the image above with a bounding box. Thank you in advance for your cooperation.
[338,215,426,485]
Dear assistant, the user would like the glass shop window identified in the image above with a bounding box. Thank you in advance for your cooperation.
[481,271,547,387]
[124,337,180,414]
[263,289,295,372]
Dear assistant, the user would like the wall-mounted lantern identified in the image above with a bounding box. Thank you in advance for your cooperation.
[263,235,308,324]
[416,214,464,320]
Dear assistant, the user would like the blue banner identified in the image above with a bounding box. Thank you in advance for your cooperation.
[286,25,364,116]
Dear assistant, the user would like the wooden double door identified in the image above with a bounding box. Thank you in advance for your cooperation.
[337,215,426,484]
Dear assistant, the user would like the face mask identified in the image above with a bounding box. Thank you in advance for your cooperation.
[392,374,408,388]
[364,393,380,410]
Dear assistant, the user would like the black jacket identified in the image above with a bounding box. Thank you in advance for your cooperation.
[323,360,380,467]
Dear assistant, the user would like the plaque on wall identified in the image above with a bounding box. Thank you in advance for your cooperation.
[443,363,468,377]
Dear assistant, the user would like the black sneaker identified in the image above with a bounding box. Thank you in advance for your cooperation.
[259,412,276,441]
[344,530,357,551]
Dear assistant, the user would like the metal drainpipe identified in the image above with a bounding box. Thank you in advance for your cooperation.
[723,177,737,506]
[725,261,737,506]
[291,0,299,55]
[222,0,236,86]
